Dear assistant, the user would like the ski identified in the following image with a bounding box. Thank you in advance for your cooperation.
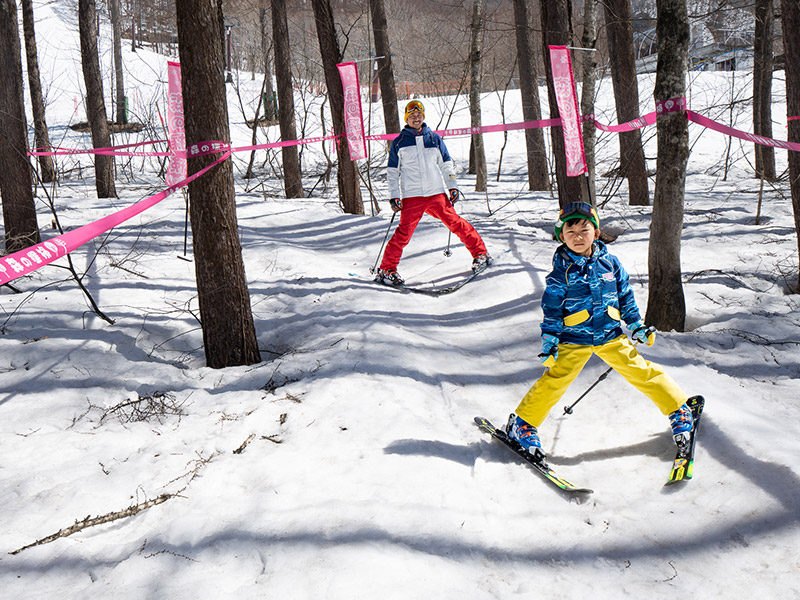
[474,416,593,494]
[375,264,488,296]
[665,395,706,485]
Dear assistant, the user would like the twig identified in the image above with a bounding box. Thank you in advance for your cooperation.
[233,433,256,454]
[9,492,176,555]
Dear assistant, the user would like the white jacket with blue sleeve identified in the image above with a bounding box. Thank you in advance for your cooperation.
[387,124,458,199]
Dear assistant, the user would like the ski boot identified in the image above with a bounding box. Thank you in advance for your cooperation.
[472,253,492,273]
[669,403,694,451]
[506,413,544,459]
[374,268,405,286]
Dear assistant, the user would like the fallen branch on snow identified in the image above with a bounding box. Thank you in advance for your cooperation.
[9,492,177,555]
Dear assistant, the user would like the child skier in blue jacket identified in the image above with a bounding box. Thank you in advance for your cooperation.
[506,202,694,455]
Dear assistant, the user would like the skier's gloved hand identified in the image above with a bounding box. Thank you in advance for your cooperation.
[448,189,459,205]
[390,198,402,212]
[630,321,656,346]
[538,333,559,368]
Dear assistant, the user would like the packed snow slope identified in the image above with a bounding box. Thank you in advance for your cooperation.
[1,1,799,598]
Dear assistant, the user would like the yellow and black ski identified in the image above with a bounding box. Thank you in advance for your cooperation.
[666,395,706,485]
[474,416,593,494]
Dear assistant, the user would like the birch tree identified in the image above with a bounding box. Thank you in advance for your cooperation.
[468,0,488,192]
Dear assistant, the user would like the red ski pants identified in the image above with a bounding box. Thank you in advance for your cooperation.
[380,194,487,271]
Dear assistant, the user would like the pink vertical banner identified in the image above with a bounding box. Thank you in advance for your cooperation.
[336,61,367,161]
[166,61,187,186]
[548,45,587,177]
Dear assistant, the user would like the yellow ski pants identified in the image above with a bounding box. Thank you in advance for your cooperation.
[515,335,687,427]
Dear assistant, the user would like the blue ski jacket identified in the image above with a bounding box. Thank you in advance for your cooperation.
[540,240,642,346]
[387,124,458,199]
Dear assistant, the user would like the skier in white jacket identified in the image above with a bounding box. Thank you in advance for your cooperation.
[375,100,491,286]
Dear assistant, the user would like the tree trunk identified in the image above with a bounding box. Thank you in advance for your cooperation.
[753,0,775,181]
[259,5,277,121]
[78,0,116,198]
[175,0,261,368]
[310,0,364,215]
[109,0,127,124]
[369,0,401,135]
[0,0,40,252]
[580,0,598,203]
[539,0,585,206]
[645,0,689,331]
[512,0,550,191]
[602,0,649,206]
[781,0,800,292]
[271,0,303,198]
[20,0,56,184]
[469,0,487,192]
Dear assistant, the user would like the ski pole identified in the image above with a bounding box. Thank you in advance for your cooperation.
[369,212,397,274]
[562,339,643,416]
[444,190,462,257]
[562,366,612,415]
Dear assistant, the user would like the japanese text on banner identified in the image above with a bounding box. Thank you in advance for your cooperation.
[336,62,367,161]
[166,61,187,186]
[549,45,587,177]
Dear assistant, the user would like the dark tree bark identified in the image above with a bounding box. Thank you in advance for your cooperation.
[369,0,401,135]
[753,0,775,180]
[175,0,261,368]
[513,0,550,191]
[271,0,303,198]
[109,0,127,124]
[0,0,40,252]
[469,0,488,192]
[539,0,585,206]
[645,0,690,331]
[310,0,364,215]
[781,0,800,292]
[78,0,116,198]
[580,0,598,202]
[602,0,649,206]
[20,0,55,183]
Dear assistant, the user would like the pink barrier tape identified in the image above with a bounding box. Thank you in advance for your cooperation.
[788,116,800,122]
[656,96,687,114]
[0,151,231,286]
[230,133,340,154]
[687,111,800,152]
[590,111,657,132]
[29,139,170,157]
[364,117,563,142]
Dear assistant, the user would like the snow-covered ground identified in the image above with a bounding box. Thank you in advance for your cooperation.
[2,1,799,598]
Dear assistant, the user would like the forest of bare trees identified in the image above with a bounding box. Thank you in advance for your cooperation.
[2,0,800,365]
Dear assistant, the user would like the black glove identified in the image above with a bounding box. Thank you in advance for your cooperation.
[448,189,459,205]
[390,198,402,212]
